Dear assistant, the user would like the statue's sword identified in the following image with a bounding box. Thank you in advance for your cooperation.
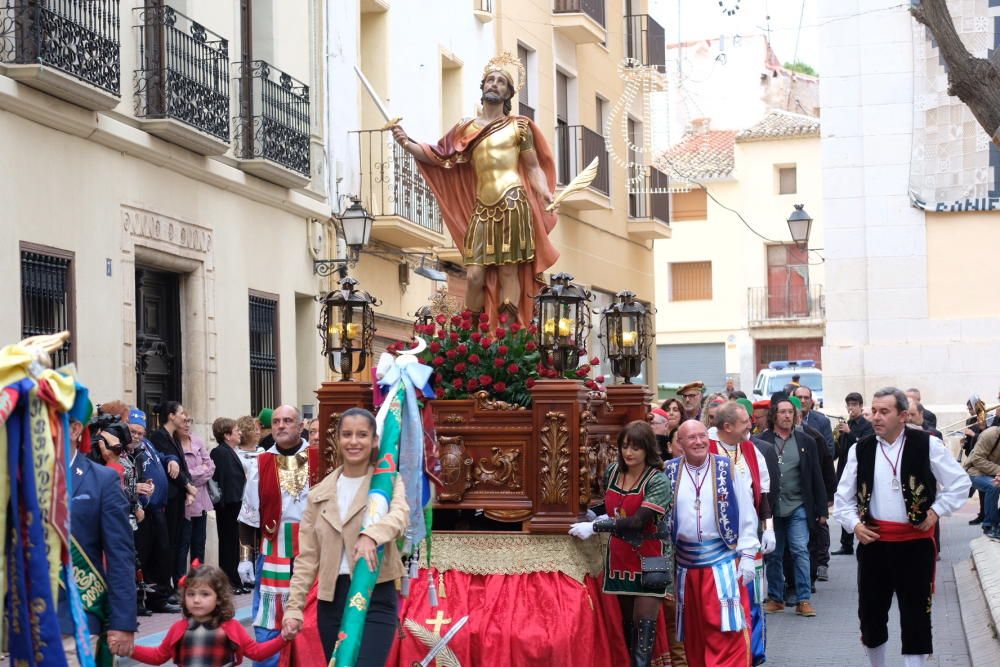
[354,64,402,129]
[413,615,469,667]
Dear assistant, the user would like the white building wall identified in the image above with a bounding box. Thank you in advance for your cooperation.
[818,0,1000,419]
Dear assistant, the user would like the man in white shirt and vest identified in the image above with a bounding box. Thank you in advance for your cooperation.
[833,387,970,667]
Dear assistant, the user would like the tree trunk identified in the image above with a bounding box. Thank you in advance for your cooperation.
[911,0,1000,146]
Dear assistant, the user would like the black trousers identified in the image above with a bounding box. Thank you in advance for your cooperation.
[841,526,855,551]
[317,576,398,666]
[135,507,172,604]
[216,502,242,588]
[165,493,189,586]
[857,538,935,655]
[812,520,830,569]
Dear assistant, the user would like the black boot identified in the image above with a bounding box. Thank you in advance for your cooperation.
[632,617,656,667]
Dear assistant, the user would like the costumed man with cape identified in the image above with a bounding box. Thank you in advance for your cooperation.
[390,51,559,325]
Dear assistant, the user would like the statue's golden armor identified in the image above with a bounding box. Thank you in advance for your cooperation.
[463,118,536,266]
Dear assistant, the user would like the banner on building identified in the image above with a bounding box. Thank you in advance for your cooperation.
[909,0,1000,213]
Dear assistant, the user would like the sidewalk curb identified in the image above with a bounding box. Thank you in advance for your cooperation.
[953,557,1000,667]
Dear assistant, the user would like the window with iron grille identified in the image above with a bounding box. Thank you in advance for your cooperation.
[20,246,74,368]
[249,292,279,416]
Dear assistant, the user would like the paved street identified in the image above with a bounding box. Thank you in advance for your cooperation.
[765,498,982,667]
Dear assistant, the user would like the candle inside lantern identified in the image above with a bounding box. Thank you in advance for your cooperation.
[344,323,360,340]
[621,330,638,347]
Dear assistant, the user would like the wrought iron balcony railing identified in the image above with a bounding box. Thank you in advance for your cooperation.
[553,0,605,27]
[625,13,665,71]
[747,285,825,325]
[352,129,444,234]
[134,5,229,141]
[476,0,493,12]
[627,165,670,223]
[555,124,609,196]
[518,101,535,121]
[0,0,120,95]
[234,59,310,177]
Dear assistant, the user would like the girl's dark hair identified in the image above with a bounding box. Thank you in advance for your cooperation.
[617,420,664,471]
[338,407,380,465]
[156,401,183,423]
[180,563,234,625]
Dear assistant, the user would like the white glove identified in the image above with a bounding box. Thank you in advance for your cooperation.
[738,556,757,584]
[760,529,776,554]
[238,560,255,585]
[568,521,596,540]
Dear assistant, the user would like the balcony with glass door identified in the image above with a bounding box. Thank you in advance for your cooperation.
[133,4,230,155]
[0,0,121,109]
[351,129,447,249]
[552,0,605,45]
[554,123,610,210]
[626,165,671,240]
[233,59,311,187]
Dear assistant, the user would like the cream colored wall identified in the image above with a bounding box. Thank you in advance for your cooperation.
[653,134,822,386]
[926,211,1000,319]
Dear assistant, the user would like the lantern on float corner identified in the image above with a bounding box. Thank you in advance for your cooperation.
[413,305,434,334]
[533,272,592,373]
[600,290,653,384]
[318,277,380,381]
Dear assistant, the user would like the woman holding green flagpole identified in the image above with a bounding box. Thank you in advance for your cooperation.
[282,405,409,666]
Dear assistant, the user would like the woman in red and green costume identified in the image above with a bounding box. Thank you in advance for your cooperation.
[570,420,672,667]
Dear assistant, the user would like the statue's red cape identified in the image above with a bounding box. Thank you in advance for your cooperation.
[415,115,559,325]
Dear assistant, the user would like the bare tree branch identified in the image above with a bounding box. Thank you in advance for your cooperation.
[911,0,1000,145]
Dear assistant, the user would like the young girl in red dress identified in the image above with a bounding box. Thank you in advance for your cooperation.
[130,562,287,666]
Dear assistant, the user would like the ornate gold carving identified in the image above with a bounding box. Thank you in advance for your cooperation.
[472,447,522,491]
[442,413,466,424]
[596,434,616,496]
[484,508,533,522]
[538,411,570,505]
[579,408,598,507]
[473,390,525,411]
[324,413,342,472]
[438,436,472,502]
[427,533,605,583]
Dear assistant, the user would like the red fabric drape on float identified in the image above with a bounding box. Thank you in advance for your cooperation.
[283,570,673,666]
[387,569,671,667]
[415,116,560,327]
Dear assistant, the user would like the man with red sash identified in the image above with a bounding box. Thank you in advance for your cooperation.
[666,420,759,667]
[242,405,320,667]
[390,52,558,325]
[834,387,969,667]
[709,401,776,666]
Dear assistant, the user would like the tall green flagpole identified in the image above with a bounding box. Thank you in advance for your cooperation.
[330,386,403,667]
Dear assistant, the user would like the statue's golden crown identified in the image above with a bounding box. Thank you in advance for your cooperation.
[482,51,525,93]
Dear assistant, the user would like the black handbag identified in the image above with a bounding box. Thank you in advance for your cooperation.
[639,555,672,591]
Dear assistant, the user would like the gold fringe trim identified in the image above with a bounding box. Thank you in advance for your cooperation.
[425,533,606,583]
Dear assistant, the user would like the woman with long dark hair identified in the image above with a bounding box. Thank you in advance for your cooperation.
[660,398,687,458]
[569,420,672,667]
[282,408,409,665]
[148,401,195,589]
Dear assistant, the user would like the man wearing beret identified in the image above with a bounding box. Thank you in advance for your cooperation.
[678,381,705,421]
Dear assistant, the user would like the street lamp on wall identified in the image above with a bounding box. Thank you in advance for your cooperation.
[786,204,813,251]
[600,290,653,384]
[318,277,380,380]
[313,196,375,277]
[533,272,592,373]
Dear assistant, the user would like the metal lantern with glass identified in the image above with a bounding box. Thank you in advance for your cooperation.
[533,272,592,373]
[600,290,652,384]
[786,204,813,251]
[413,305,434,332]
[318,277,380,380]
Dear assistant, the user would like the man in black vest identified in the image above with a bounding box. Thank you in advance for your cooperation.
[833,387,970,667]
